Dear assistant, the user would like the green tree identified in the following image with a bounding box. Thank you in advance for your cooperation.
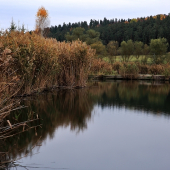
[9,18,17,32]
[143,44,150,55]
[90,41,106,55]
[107,41,119,63]
[120,40,134,62]
[150,38,169,64]
[141,44,150,64]
[86,29,100,45]
[21,24,26,33]
[65,28,105,55]
[134,41,143,60]
[65,27,87,41]
[85,29,105,55]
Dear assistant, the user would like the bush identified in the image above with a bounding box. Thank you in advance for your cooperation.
[149,64,164,75]
[137,63,150,74]
[119,62,139,79]
[162,64,170,77]
[112,62,123,74]
[90,58,113,75]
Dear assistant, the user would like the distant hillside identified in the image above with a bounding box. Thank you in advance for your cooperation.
[48,14,170,49]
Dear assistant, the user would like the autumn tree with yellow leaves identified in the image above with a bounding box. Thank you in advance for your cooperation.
[35,6,50,36]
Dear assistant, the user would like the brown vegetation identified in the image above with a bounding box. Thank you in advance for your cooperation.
[0,31,95,96]
[90,58,113,75]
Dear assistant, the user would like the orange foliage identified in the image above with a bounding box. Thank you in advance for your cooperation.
[160,14,166,20]
[145,14,167,21]
[36,6,48,18]
[119,14,167,24]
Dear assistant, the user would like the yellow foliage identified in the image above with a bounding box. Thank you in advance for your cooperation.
[130,18,137,23]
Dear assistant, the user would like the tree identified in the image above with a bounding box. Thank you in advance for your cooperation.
[35,6,50,36]
[9,18,17,32]
[141,44,150,64]
[134,41,143,60]
[107,41,119,63]
[86,29,100,45]
[90,41,106,55]
[120,40,134,62]
[65,28,106,55]
[65,27,86,41]
[143,44,150,55]
[150,38,169,64]
[21,24,26,33]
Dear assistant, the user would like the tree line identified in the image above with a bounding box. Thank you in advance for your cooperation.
[48,14,170,51]
[52,26,168,64]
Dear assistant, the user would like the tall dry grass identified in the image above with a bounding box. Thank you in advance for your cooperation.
[57,40,95,87]
[0,43,41,168]
[0,31,95,96]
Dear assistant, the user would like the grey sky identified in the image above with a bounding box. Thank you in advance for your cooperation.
[0,0,170,31]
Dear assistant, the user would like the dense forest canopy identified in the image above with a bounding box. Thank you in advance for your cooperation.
[48,14,170,50]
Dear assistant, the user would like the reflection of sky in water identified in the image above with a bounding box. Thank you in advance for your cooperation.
[18,105,170,170]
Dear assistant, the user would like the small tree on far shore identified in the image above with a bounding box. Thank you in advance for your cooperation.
[150,38,169,64]
[107,41,119,63]
[120,40,134,62]
[35,6,50,36]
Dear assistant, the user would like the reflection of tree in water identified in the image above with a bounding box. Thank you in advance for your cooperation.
[97,81,170,115]
[2,81,170,161]
[118,81,140,102]
[1,88,96,160]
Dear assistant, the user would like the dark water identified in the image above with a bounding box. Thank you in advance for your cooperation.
[2,81,170,170]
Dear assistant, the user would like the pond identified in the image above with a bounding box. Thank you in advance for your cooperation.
[2,81,170,170]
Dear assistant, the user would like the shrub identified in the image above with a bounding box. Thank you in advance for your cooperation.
[162,64,170,77]
[137,63,150,74]
[112,62,123,74]
[90,58,113,75]
[149,64,164,75]
[119,62,139,79]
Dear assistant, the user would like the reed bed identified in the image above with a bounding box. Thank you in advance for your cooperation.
[0,31,96,96]
[0,56,41,168]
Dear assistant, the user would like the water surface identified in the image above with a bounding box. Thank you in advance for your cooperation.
[2,81,170,170]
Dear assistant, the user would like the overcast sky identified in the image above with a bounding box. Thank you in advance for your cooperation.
[0,0,170,31]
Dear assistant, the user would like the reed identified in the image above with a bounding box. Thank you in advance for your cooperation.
[0,56,41,168]
[0,31,96,96]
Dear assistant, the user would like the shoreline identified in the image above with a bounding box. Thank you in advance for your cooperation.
[89,74,170,81]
